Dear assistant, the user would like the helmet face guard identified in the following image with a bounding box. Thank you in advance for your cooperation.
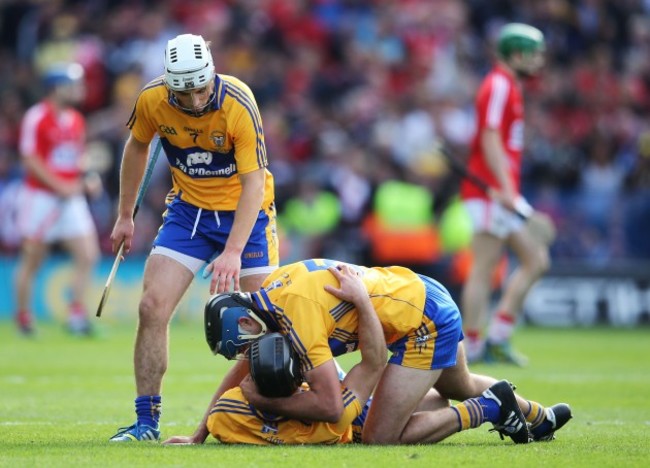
[204,293,267,360]
[249,332,303,398]
[167,87,217,117]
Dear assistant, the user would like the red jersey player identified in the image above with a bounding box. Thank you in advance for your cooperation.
[460,23,551,365]
[14,63,100,336]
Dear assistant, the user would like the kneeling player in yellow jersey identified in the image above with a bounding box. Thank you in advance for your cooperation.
[166,260,571,446]
[170,263,450,445]
[208,345,452,445]
[208,262,386,445]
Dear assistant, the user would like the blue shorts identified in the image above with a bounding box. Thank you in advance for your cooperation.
[387,275,463,370]
[351,397,372,443]
[152,197,279,275]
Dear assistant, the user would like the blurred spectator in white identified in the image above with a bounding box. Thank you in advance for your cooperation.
[13,63,100,336]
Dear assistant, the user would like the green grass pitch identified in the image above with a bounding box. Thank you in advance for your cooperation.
[1,322,649,467]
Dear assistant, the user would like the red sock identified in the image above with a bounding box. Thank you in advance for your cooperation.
[495,312,515,324]
[70,301,87,317]
[16,309,33,328]
[465,329,481,342]
[487,311,516,343]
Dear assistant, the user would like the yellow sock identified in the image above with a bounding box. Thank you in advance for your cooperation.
[452,399,485,431]
[525,400,546,429]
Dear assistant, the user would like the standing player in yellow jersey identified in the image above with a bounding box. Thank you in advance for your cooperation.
[165,259,571,445]
[109,34,278,442]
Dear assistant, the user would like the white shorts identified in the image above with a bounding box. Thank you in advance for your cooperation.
[17,186,96,243]
[463,198,525,239]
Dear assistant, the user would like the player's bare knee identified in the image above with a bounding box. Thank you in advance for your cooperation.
[532,247,550,277]
[138,294,166,325]
[539,248,551,275]
[87,246,100,266]
[521,248,549,278]
[435,372,474,401]
[361,427,399,445]
[77,253,98,270]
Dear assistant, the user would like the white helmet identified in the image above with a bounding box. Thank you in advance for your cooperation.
[164,34,214,91]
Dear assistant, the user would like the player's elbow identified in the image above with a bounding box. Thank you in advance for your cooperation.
[369,362,386,384]
[316,398,344,423]
[362,348,387,376]
[322,408,344,424]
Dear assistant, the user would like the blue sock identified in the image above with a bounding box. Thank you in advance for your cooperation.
[135,395,161,428]
[531,420,552,438]
[453,396,501,430]
[477,396,501,423]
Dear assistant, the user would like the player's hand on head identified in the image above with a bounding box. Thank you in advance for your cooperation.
[239,374,262,405]
[324,264,367,305]
[204,251,242,294]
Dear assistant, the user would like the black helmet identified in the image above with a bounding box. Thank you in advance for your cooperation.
[204,292,266,359]
[249,332,303,398]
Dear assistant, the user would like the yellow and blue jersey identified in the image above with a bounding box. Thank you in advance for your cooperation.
[250,259,463,373]
[209,258,463,446]
[126,74,274,211]
[207,384,361,445]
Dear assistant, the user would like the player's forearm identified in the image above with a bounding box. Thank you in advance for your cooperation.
[194,360,250,442]
[117,136,149,218]
[481,129,516,196]
[224,169,265,254]
[356,295,387,369]
[340,293,386,407]
[251,387,343,423]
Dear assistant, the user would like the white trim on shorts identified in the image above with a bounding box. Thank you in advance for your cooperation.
[150,246,204,273]
[464,198,525,239]
[149,245,278,277]
[239,265,278,278]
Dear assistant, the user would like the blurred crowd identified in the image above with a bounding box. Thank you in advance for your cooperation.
[1,0,649,275]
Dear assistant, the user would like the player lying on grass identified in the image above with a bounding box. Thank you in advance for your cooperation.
[204,267,447,445]
[207,259,386,445]
[166,259,571,445]
[205,338,569,445]
[207,333,454,444]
